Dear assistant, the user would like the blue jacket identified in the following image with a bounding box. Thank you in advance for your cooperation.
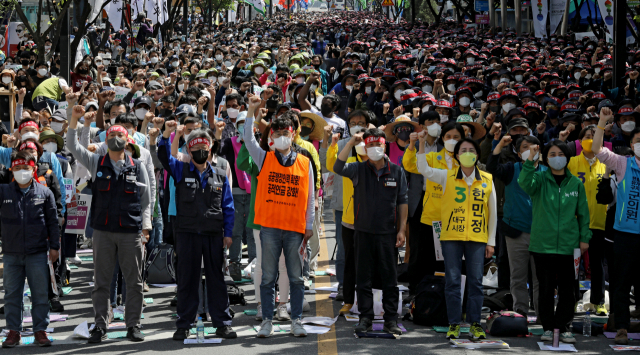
[0,181,60,255]
[614,156,640,234]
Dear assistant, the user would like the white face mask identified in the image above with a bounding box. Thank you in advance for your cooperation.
[467,57,475,64]
[366,146,384,161]
[110,118,116,125]
[296,77,305,84]
[355,142,367,156]
[350,125,364,136]
[215,55,223,61]
[103,59,110,65]
[444,139,457,152]
[217,76,225,84]
[594,68,601,74]
[586,74,592,80]
[45,45,51,52]
[150,57,159,63]
[178,84,185,92]
[427,123,441,138]
[520,150,539,161]
[394,90,402,101]
[459,97,471,107]
[365,86,372,94]
[447,84,456,92]
[474,90,483,98]
[310,84,318,92]
[50,121,64,133]
[439,114,449,123]
[1,77,11,84]
[172,61,180,68]
[621,120,636,132]
[224,61,232,67]
[127,128,134,136]
[21,132,39,141]
[346,85,353,92]
[38,68,48,76]
[227,108,239,119]
[502,103,515,112]
[500,77,510,83]
[14,170,33,184]
[634,143,640,158]
[135,108,148,120]
[43,142,58,153]
[423,85,432,93]
[491,79,499,87]
[574,72,581,80]
[254,66,264,74]
[272,136,292,151]
[515,75,523,82]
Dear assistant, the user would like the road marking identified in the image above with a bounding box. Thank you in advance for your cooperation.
[316,218,338,355]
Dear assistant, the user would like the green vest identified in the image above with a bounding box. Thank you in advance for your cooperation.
[32,77,63,101]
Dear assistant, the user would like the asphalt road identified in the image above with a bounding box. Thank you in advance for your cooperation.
[0,208,634,354]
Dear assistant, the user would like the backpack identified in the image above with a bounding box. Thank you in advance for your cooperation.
[410,275,448,326]
[482,289,513,312]
[486,311,528,336]
[144,243,176,284]
[225,275,247,306]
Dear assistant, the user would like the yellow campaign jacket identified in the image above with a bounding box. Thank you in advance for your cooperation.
[295,136,322,190]
[441,167,493,243]
[403,147,459,226]
[567,153,607,230]
[326,143,362,225]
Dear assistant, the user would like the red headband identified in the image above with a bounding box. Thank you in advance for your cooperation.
[19,121,38,132]
[106,125,129,138]
[11,159,36,168]
[188,137,210,149]
[19,142,38,151]
[364,136,386,145]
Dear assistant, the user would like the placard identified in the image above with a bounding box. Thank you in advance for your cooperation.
[65,194,91,234]
[475,14,490,24]
[433,220,444,261]
[63,178,74,204]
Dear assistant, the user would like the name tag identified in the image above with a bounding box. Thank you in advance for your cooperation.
[185,178,196,183]
[33,199,44,205]
[385,181,396,187]
[126,175,136,182]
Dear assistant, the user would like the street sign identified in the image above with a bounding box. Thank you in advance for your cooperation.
[382,0,394,6]
[475,0,488,11]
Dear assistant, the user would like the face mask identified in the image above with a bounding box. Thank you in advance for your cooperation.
[520,150,539,161]
[444,139,457,152]
[103,59,110,65]
[459,97,471,107]
[311,84,318,91]
[176,83,185,92]
[491,79,500,87]
[107,137,126,151]
[580,139,593,153]
[422,105,431,113]
[346,85,353,92]
[355,142,367,156]
[215,55,223,61]
[296,77,305,84]
[548,156,567,171]
[515,75,523,82]
[366,146,384,161]
[38,68,48,76]
[227,108,239,119]
[172,61,180,68]
[474,90,483,98]
[634,143,640,157]
[255,66,264,74]
[365,86,372,94]
[224,61,232,67]
[440,114,449,123]
[350,125,364,136]
[586,74,592,80]
[50,121,64,133]
[135,108,148,120]
[300,126,313,137]
[21,132,39,141]
[125,150,132,157]
[43,142,58,153]
[622,121,636,132]
[466,57,475,64]
[273,50,279,56]
[394,90,402,101]
[423,85,432,93]
[458,152,477,167]
[1,77,11,84]
[594,68,601,74]
[191,149,210,164]
[217,76,225,84]
[273,136,292,151]
[502,103,515,112]
[321,103,334,117]
[14,170,33,185]
[397,130,411,142]
[447,84,456,92]
[500,77,510,83]
[427,123,441,137]
[150,57,159,63]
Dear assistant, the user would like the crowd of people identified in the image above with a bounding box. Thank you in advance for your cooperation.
[0,8,639,349]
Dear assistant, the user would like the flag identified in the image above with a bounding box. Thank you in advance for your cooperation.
[244,0,266,15]
[88,0,105,23]
[146,0,168,24]
[105,0,123,31]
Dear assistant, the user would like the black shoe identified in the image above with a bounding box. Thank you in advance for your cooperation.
[88,327,107,343]
[170,295,178,307]
[335,287,344,301]
[383,321,402,335]
[50,297,64,312]
[0,305,5,314]
[515,308,527,317]
[126,326,144,342]
[173,328,190,341]
[215,325,237,339]
[229,262,242,281]
[354,317,373,333]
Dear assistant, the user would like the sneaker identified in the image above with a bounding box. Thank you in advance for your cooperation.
[143,282,149,292]
[469,322,486,340]
[257,320,274,338]
[446,324,461,340]
[383,321,402,335]
[172,328,190,341]
[335,287,344,301]
[339,304,353,315]
[615,329,629,345]
[303,277,310,290]
[354,317,373,333]
[80,238,92,249]
[309,270,316,279]
[541,330,553,342]
[67,256,82,264]
[229,262,242,281]
[596,303,608,316]
[276,304,290,321]
[255,304,263,321]
[50,297,64,312]
[215,325,237,339]
[34,330,51,347]
[2,330,20,348]
[290,319,307,337]
[126,326,144,342]
[88,327,107,343]
[560,332,576,344]
[142,299,148,307]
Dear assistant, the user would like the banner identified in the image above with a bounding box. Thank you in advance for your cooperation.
[146,0,169,25]
[244,0,266,15]
[65,194,91,234]
[73,36,91,69]
[8,22,27,57]
[533,0,549,38]
[475,14,490,24]
[106,1,124,31]
[88,0,105,23]
[596,0,614,43]
[549,0,566,34]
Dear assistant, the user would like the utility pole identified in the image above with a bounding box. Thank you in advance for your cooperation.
[500,0,506,31]
[613,0,627,90]
[514,0,521,34]
[60,7,70,82]
[489,0,495,29]
[183,0,188,38]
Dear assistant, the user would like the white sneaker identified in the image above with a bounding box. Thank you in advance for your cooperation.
[255,304,263,321]
[80,239,92,249]
[290,319,307,337]
[276,304,291,321]
[67,256,82,264]
[256,320,273,338]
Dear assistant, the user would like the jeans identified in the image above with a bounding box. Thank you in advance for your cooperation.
[4,253,50,332]
[334,210,345,286]
[441,240,486,325]
[259,227,305,321]
[147,213,164,252]
[532,252,575,332]
[32,96,59,112]
[252,229,289,304]
[230,193,252,264]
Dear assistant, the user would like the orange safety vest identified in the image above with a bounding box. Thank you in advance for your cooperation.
[255,151,310,234]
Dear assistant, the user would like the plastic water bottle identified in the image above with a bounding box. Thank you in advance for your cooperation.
[196,317,205,343]
[23,293,31,318]
[583,311,592,337]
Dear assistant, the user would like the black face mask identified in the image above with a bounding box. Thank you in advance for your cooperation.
[320,103,334,117]
[21,59,29,65]
[312,64,320,70]
[159,108,173,117]
[526,112,541,127]
[300,126,313,137]
[510,134,523,148]
[397,130,411,142]
[78,68,88,74]
[191,149,209,164]
[16,76,27,83]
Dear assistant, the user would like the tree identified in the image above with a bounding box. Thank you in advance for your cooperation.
[417,0,445,23]
[70,0,114,60]
[193,0,235,27]
[159,0,187,41]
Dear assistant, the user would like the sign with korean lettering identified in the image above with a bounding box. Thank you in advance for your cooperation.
[475,14,490,24]
[65,194,92,234]
[63,178,74,204]
[432,221,444,261]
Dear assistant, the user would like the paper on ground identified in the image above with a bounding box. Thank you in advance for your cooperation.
[611,345,640,351]
[76,249,93,254]
[301,316,338,327]
[315,283,339,292]
[24,315,67,323]
[150,283,177,288]
[73,321,90,339]
[345,315,359,322]
[325,268,336,275]
[451,339,509,349]
[184,338,222,344]
[304,325,331,334]
[538,342,578,352]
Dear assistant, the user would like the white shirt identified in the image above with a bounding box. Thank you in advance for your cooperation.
[309,106,348,137]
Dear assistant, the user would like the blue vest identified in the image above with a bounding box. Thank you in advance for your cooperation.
[175,163,226,235]
[614,156,640,234]
[503,162,547,234]
[90,154,143,233]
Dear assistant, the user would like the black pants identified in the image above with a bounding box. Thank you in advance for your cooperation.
[408,194,445,293]
[588,229,607,305]
[342,226,356,305]
[613,230,640,330]
[532,252,575,332]
[496,221,511,290]
[175,232,232,329]
[354,231,399,322]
